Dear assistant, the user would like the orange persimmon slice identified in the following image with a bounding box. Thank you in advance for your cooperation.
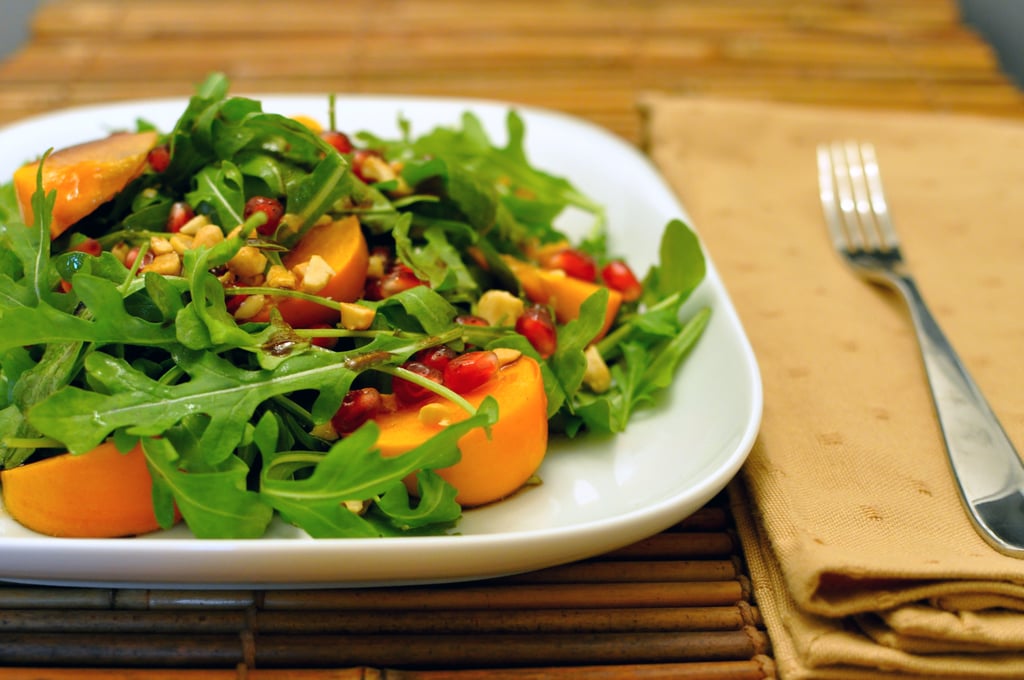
[252,215,369,328]
[0,441,171,538]
[502,255,622,342]
[373,355,549,507]
[14,131,160,239]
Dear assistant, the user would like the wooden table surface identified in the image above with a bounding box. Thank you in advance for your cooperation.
[1,1,1022,679]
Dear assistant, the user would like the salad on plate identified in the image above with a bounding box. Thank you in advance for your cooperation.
[0,73,708,541]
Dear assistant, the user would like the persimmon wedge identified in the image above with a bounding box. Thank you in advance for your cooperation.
[252,215,369,328]
[373,355,548,507]
[14,131,160,239]
[0,441,173,538]
[502,255,622,342]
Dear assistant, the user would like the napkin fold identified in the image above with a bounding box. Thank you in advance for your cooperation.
[640,95,1024,679]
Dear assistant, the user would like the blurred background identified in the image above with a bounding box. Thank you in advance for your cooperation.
[0,0,1021,88]
[1,0,1023,89]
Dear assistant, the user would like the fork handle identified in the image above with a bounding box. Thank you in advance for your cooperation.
[893,274,1024,556]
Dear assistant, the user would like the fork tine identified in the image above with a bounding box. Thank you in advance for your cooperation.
[816,144,849,251]
[858,143,901,250]
[843,142,883,250]
[820,141,865,250]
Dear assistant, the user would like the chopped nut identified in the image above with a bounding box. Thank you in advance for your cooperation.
[169,233,194,255]
[142,252,182,276]
[493,347,523,367]
[339,302,376,330]
[476,289,525,326]
[266,264,298,289]
[192,223,225,249]
[418,402,450,427]
[149,236,174,256]
[232,294,267,321]
[178,214,210,236]
[359,154,397,183]
[228,246,268,279]
[366,252,388,279]
[582,345,612,393]
[343,500,368,515]
[296,255,335,294]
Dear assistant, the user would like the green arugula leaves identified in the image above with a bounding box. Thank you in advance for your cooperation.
[0,74,709,539]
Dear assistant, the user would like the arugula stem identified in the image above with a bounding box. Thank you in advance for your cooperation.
[3,436,62,449]
[595,292,681,358]
[379,364,476,416]
[270,395,314,427]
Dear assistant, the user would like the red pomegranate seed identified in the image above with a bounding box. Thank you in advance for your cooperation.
[377,265,426,298]
[542,248,597,282]
[443,351,499,394]
[69,238,102,257]
[225,294,248,314]
[601,260,643,302]
[455,314,489,327]
[166,201,195,233]
[124,247,154,272]
[331,387,383,434]
[515,305,558,358]
[414,345,457,373]
[147,145,171,173]
[244,196,285,236]
[392,361,443,406]
[321,130,353,154]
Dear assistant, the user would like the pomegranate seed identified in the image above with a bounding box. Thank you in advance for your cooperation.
[147,145,171,173]
[321,130,353,154]
[455,314,489,327]
[124,247,154,272]
[542,248,597,282]
[69,238,102,257]
[351,149,383,183]
[331,387,383,434]
[601,260,643,302]
[392,361,443,406]
[515,305,558,358]
[244,196,285,236]
[225,294,248,315]
[377,265,426,298]
[166,201,194,233]
[444,351,499,394]
[414,345,457,373]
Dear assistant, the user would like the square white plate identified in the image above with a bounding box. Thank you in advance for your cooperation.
[0,95,762,588]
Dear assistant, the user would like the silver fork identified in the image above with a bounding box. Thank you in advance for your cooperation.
[817,141,1024,557]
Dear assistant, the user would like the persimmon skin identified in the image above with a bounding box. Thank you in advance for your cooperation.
[14,131,160,239]
[253,216,369,328]
[373,356,548,507]
[0,441,173,538]
[502,255,622,342]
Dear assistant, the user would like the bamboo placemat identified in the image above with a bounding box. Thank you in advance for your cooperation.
[2,1,1024,677]
[1,0,1022,145]
[0,499,775,678]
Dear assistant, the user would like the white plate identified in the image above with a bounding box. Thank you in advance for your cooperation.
[0,95,762,588]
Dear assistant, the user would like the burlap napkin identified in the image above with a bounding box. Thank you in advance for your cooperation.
[640,95,1024,679]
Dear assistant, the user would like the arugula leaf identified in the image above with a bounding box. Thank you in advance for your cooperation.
[261,398,495,537]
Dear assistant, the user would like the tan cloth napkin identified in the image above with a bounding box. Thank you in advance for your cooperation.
[641,95,1024,679]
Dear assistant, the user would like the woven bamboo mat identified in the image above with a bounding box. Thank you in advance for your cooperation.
[1,0,1023,144]
[2,1,1023,677]
[0,499,775,678]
